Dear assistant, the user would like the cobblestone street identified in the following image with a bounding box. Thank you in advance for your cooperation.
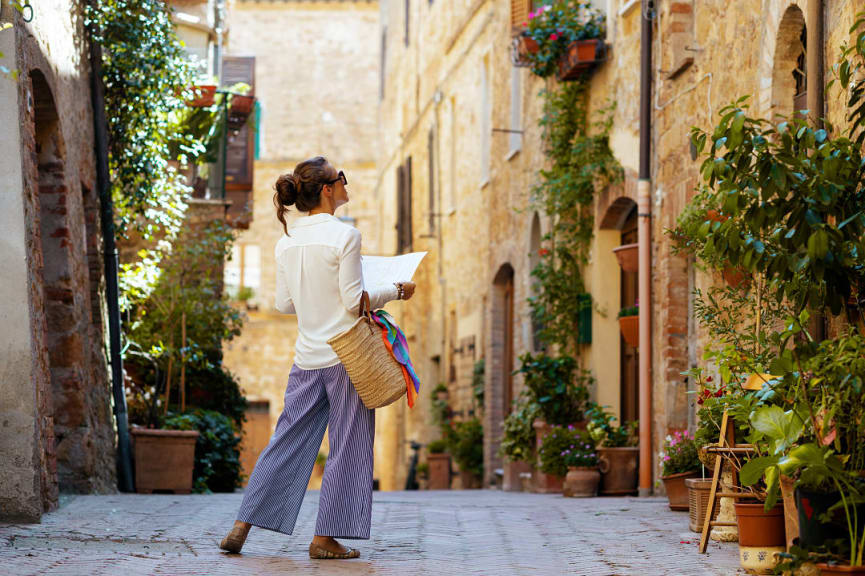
[1,490,742,575]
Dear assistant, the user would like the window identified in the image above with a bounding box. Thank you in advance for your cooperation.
[224,244,261,306]
[480,55,491,185]
[509,66,523,156]
[427,128,436,233]
[396,157,413,253]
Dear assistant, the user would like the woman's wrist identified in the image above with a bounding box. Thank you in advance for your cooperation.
[394,282,404,300]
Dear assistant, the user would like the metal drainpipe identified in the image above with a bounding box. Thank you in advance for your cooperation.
[638,0,654,496]
[87,8,134,493]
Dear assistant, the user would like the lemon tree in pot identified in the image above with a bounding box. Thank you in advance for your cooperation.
[659,430,701,511]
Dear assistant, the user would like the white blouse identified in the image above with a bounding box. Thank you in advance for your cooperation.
[274,212,398,370]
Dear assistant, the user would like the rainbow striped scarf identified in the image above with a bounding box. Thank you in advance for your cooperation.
[370,310,420,408]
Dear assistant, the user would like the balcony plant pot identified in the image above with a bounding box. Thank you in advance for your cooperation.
[130,428,199,494]
[612,243,639,273]
[563,466,601,498]
[188,84,216,107]
[661,470,701,511]
[427,453,452,490]
[686,478,721,533]
[558,38,604,80]
[619,315,639,348]
[734,502,785,575]
[597,446,638,496]
[227,94,256,131]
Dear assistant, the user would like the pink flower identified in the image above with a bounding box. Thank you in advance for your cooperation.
[550,32,559,41]
[528,12,535,20]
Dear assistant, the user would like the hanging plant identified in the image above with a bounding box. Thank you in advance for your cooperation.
[521,1,606,78]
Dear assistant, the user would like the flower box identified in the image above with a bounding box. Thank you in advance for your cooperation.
[511,33,540,67]
[188,84,216,107]
[130,428,199,494]
[558,39,604,81]
[619,315,639,348]
[613,243,639,273]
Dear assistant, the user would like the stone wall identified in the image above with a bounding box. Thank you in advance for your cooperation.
[0,0,115,522]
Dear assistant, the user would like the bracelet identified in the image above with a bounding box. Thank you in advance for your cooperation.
[395,283,404,300]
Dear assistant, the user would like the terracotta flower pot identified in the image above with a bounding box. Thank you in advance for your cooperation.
[130,428,199,494]
[597,447,638,496]
[734,502,786,547]
[559,38,603,80]
[686,478,721,533]
[661,470,701,511]
[532,419,563,493]
[563,466,600,498]
[427,453,451,490]
[619,315,639,348]
[816,564,865,575]
[503,460,532,492]
[459,469,481,490]
[612,243,639,273]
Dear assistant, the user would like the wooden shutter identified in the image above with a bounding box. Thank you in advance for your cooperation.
[221,56,256,228]
[511,0,529,30]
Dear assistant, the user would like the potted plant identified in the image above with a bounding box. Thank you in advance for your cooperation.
[188,84,217,107]
[586,404,638,496]
[515,353,592,493]
[559,37,605,80]
[498,398,540,492]
[659,429,701,511]
[612,243,639,273]
[520,1,606,79]
[618,304,639,348]
[538,425,585,494]
[416,462,430,490]
[448,417,484,489]
[130,426,199,493]
[427,439,452,490]
[562,438,601,498]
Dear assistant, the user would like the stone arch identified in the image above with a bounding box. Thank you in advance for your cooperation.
[486,263,515,487]
[770,5,807,119]
[755,0,808,117]
[599,196,637,230]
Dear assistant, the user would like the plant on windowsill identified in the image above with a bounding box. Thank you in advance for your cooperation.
[520,1,605,79]
[617,303,639,348]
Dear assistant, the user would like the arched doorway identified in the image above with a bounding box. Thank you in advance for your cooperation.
[487,263,515,486]
[771,6,806,119]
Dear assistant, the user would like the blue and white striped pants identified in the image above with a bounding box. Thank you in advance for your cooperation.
[236,363,375,539]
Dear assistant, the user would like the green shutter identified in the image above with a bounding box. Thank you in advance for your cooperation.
[254,101,261,160]
[577,293,592,345]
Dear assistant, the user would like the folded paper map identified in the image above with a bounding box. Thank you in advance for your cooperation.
[361,252,427,295]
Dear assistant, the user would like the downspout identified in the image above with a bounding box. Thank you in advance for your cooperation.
[87,8,134,493]
[638,0,654,496]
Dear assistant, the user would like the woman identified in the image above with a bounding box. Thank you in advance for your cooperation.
[219,156,415,560]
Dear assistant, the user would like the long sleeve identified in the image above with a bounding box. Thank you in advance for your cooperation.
[274,249,296,314]
[338,228,398,313]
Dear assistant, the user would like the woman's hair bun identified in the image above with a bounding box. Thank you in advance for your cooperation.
[275,173,299,207]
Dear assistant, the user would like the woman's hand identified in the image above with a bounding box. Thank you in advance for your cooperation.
[399,282,416,301]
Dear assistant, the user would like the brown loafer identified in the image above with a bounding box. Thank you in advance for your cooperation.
[308,542,361,559]
[219,521,251,554]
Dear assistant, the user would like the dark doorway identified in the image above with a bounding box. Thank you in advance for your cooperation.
[620,208,639,425]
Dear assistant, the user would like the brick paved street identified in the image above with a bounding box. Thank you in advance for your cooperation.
[1,491,742,575]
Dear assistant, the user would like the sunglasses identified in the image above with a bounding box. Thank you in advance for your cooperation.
[326,170,347,187]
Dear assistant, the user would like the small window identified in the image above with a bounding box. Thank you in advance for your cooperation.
[396,158,413,253]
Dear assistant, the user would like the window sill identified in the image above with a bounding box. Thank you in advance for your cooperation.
[505,147,521,162]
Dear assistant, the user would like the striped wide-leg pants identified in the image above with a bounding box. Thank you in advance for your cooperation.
[236,363,375,539]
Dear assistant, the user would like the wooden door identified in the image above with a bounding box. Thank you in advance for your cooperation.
[503,277,514,415]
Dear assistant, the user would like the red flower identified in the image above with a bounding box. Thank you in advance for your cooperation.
[550,32,559,41]
[538,248,550,256]
[706,376,713,383]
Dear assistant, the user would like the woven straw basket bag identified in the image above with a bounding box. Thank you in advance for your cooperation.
[327,292,406,409]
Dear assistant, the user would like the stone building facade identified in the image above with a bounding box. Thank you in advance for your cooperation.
[0,1,115,521]
[219,0,401,487]
[374,0,865,490]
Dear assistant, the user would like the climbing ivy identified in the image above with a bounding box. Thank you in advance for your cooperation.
[529,80,622,355]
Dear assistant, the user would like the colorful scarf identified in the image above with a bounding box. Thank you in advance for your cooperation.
[370,310,420,408]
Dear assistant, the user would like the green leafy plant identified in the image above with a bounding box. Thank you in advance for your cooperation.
[529,82,621,355]
[164,409,242,493]
[498,396,541,463]
[427,439,448,455]
[562,437,599,469]
[538,425,591,477]
[660,430,700,477]
[617,304,639,318]
[521,1,605,78]
[416,462,429,479]
[472,359,485,412]
[585,404,637,448]
[447,418,484,480]
[515,353,591,426]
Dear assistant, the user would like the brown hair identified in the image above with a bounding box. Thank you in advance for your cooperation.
[273,156,338,233]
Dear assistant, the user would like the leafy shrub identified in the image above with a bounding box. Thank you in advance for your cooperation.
[164,409,242,493]
[498,398,540,463]
[416,462,429,479]
[427,439,448,454]
[617,304,639,318]
[515,353,591,426]
[660,430,700,476]
[448,418,484,479]
[585,404,637,447]
[562,438,599,469]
